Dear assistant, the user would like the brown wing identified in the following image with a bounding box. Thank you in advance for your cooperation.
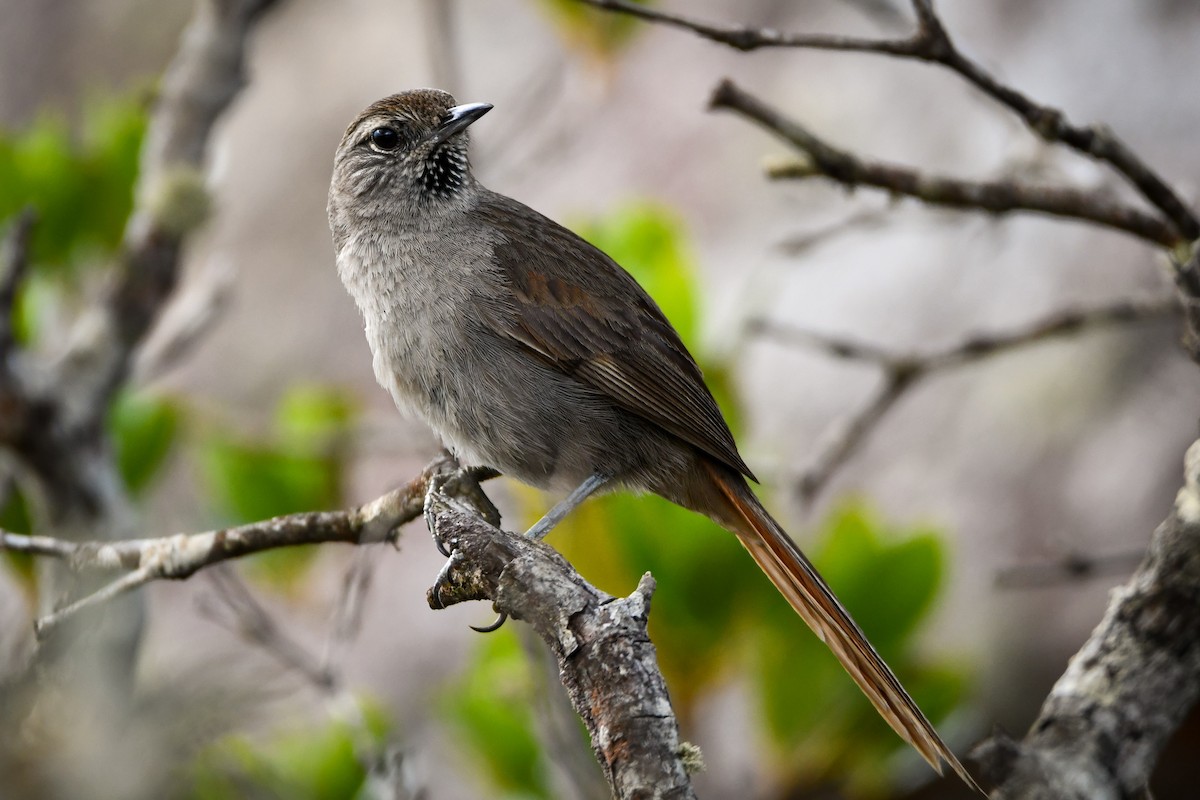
[471,190,754,480]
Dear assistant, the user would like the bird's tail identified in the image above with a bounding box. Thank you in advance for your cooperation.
[699,460,981,793]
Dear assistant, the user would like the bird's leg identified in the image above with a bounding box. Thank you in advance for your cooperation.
[466,472,607,634]
[525,473,609,540]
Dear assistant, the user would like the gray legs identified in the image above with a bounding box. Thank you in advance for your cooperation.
[525,473,609,540]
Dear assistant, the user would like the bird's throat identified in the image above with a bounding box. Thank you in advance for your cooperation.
[421,145,468,199]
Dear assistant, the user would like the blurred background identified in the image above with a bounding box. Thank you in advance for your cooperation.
[2,0,1199,797]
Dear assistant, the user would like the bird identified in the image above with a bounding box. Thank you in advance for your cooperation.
[327,88,979,791]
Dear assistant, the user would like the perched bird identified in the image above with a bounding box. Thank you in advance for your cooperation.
[328,88,978,791]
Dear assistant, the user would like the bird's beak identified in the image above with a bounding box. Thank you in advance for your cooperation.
[430,102,493,146]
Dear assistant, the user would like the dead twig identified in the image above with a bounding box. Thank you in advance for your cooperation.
[710,80,1179,248]
[580,0,1200,244]
[996,549,1146,590]
[749,296,1180,502]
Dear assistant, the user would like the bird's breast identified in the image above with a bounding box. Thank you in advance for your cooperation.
[336,224,506,443]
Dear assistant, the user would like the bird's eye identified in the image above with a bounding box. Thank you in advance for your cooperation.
[370,127,400,151]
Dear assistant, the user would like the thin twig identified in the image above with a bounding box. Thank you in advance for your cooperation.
[572,0,924,54]
[199,560,427,799]
[905,0,1200,242]
[775,208,890,257]
[579,0,1200,244]
[0,531,80,559]
[749,296,1180,501]
[996,549,1145,590]
[33,567,155,638]
[201,566,335,690]
[320,547,377,677]
[710,80,1179,248]
[795,370,914,503]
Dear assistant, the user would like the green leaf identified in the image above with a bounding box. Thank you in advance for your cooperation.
[186,706,388,800]
[198,385,357,591]
[108,390,180,496]
[1,489,36,599]
[10,270,56,346]
[558,493,758,706]
[202,442,335,523]
[200,385,356,523]
[277,385,357,451]
[440,629,553,799]
[814,505,942,654]
[0,91,147,274]
[199,441,329,590]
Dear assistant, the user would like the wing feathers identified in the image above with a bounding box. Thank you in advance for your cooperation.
[471,190,753,478]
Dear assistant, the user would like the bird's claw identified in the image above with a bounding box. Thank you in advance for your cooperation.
[470,612,508,633]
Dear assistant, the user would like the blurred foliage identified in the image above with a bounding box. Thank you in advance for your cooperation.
[0,94,355,591]
[0,490,34,597]
[0,93,155,593]
[750,504,967,795]
[441,629,557,799]
[110,389,182,496]
[534,0,653,60]
[450,202,972,798]
[0,92,146,276]
[200,385,357,591]
[185,702,389,800]
[0,92,146,352]
[0,389,181,599]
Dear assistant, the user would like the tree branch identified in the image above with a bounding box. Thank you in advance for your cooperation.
[66,0,283,424]
[973,439,1200,798]
[749,296,1180,502]
[709,79,1180,248]
[424,480,699,800]
[0,457,458,639]
[579,0,1200,245]
[573,0,924,55]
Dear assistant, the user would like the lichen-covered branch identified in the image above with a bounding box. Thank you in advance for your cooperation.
[973,439,1200,798]
[424,484,699,800]
[0,460,447,639]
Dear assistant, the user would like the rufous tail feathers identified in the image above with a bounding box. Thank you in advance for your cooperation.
[702,461,981,793]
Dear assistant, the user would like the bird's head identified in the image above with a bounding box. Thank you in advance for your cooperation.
[329,89,492,218]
